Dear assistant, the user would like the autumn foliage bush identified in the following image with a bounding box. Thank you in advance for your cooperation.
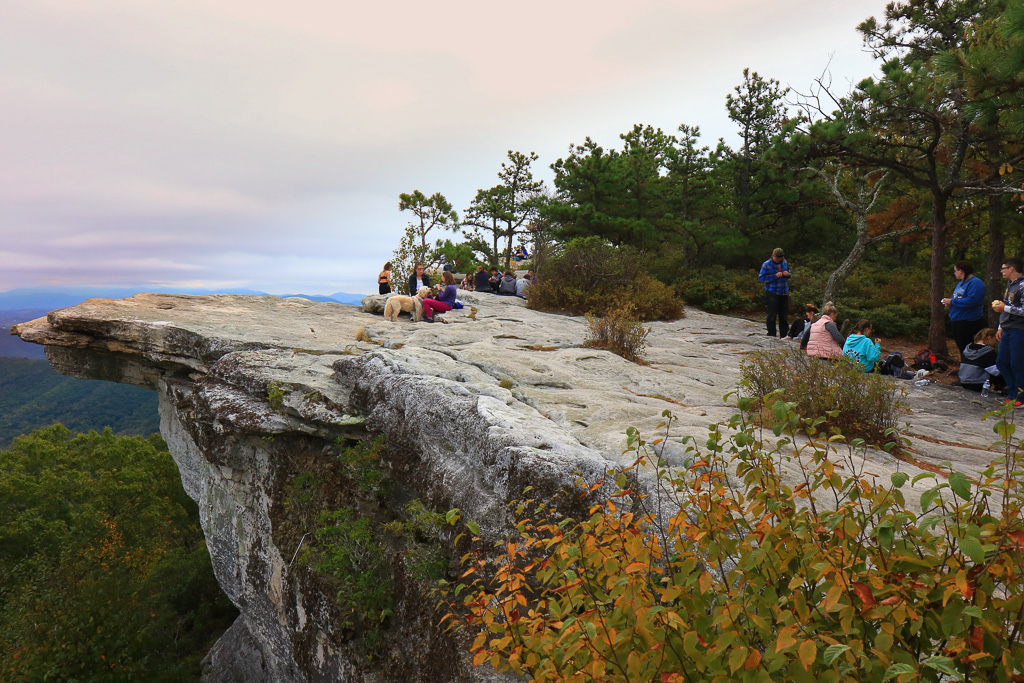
[527,237,684,321]
[444,401,1024,682]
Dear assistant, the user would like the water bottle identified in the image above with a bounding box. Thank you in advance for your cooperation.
[981,379,991,397]
[914,378,930,386]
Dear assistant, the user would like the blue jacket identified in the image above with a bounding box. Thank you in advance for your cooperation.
[843,333,881,372]
[949,275,985,322]
[758,258,790,295]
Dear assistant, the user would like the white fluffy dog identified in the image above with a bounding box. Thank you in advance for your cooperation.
[383,287,432,322]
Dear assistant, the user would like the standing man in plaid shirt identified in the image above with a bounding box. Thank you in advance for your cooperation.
[758,247,791,337]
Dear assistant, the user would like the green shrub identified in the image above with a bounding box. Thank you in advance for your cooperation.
[584,309,651,363]
[528,237,683,321]
[673,265,755,312]
[450,403,1024,682]
[740,348,905,444]
[844,303,928,339]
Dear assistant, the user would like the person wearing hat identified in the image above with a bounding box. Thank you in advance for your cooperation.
[758,247,791,337]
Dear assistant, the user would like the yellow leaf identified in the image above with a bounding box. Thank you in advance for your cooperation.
[698,571,714,594]
[776,626,798,653]
[729,646,748,673]
[798,639,817,671]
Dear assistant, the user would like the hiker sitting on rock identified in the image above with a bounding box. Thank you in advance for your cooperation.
[787,303,818,342]
[421,271,457,323]
[959,328,1004,393]
[805,301,846,359]
[842,319,882,372]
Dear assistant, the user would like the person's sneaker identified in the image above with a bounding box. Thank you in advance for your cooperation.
[913,369,929,381]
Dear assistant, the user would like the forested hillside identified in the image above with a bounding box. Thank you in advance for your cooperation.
[0,358,159,448]
[0,425,236,679]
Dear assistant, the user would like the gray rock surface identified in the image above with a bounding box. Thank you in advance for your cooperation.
[11,292,1009,681]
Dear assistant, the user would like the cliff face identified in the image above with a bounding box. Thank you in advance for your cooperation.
[11,292,1001,681]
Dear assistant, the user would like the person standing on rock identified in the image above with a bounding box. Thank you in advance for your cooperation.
[407,262,431,295]
[378,262,393,295]
[758,247,791,337]
[941,260,986,361]
[993,257,1024,403]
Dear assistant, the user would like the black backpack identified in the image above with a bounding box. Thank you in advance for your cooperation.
[880,352,904,377]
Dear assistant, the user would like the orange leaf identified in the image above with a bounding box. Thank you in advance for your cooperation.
[551,578,583,593]
[473,650,488,667]
[970,626,984,652]
[1008,530,1024,548]
[955,571,975,601]
[853,582,876,607]
[880,596,901,606]
[798,639,817,671]
[745,648,762,669]
[698,572,714,594]
[625,561,647,574]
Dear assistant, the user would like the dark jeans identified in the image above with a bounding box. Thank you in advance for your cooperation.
[765,292,789,337]
[997,328,1024,401]
[951,318,985,360]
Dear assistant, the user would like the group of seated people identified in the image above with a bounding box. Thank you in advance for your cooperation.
[399,261,537,323]
[785,300,1004,391]
[461,265,536,298]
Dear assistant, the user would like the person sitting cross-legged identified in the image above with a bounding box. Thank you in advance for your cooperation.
[421,271,458,323]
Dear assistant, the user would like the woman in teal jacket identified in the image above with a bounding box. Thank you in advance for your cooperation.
[843,319,882,372]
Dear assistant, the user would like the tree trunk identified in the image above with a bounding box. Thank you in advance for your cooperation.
[928,195,949,356]
[987,192,1006,327]
[822,230,868,306]
[492,219,500,267]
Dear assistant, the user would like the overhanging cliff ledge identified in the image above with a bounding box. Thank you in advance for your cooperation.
[11,292,1001,681]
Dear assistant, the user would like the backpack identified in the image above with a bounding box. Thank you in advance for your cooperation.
[911,349,936,371]
[880,352,904,377]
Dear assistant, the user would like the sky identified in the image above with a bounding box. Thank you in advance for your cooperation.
[0,0,885,296]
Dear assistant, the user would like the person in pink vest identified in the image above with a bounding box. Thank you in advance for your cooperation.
[805,301,846,359]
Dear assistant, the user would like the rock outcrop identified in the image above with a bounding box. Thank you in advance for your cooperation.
[11,292,1004,681]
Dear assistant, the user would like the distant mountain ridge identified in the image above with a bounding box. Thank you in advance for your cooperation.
[0,287,368,312]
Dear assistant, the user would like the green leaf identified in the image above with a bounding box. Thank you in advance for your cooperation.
[466,521,481,536]
[883,663,916,680]
[890,472,909,488]
[920,487,940,511]
[963,606,983,618]
[949,472,972,500]
[923,656,958,675]
[912,472,936,484]
[877,525,894,550]
[823,644,851,666]
[957,535,986,563]
[445,509,460,525]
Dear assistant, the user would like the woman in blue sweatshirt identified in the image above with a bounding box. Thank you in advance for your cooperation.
[843,319,882,372]
[941,260,986,361]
